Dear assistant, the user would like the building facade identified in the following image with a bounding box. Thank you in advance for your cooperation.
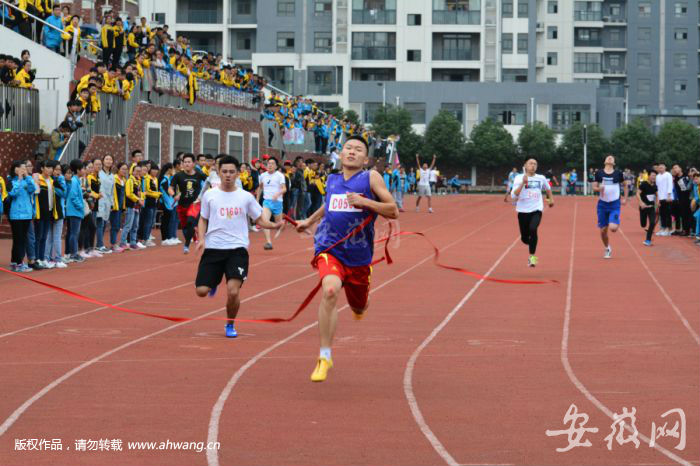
[139,0,700,135]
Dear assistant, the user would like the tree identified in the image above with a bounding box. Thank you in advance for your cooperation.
[370,105,423,163]
[423,110,467,166]
[656,119,700,168]
[559,123,608,168]
[466,118,517,184]
[517,122,557,165]
[609,118,656,169]
[343,109,360,126]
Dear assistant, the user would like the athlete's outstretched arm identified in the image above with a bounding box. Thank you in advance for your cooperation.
[429,154,437,170]
[544,185,554,208]
[196,217,208,254]
[296,205,325,233]
[254,215,283,230]
[347,170,399,219]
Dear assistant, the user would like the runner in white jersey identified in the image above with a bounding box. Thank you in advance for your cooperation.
[415,153,436,213]
[195,156,282,338]
[259,157,287,250]
[511,158,554,267]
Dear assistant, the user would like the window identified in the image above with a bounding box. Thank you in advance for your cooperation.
[674,53,688,69]
[404,103,426,124]
[551,104,591,131]
[314,32,332,53]
[672,105,686,114]
[547,77,557,82]
[172,125,194,158]
[674,80,687,93]
[407,49,421,61]
[610,28,621,43]
[352,32,396,60]
[408,13,421,25]
[517,33,528,53]
[145,122,161,164]
[502,69,528,82]
[315,0,332,15]
[517,1,528,17]
[638,2,651,17]
[237,34,252,50]
[547,26,558,39]
[226,131,244,162]
[278,0,295,16]
[574,53,601,73]
[441,103,463,123]
[547,52,558,65]
[608,54,621,67]
[637,27,651,43]
[610,4,621,15]
[364,102,382,123]
[502,33,513,52]
[674,28,688,41]
[249,133,259,161]
[638,79,651,95]
[502,0,513,18]
[674,2,687,17]
[237,0,252,15]
[201,129,220,155]
[488,104,528,125]
[352,67,396,81]
[277,32,295,52]
[547,1,558,13]
[638,52,651,69]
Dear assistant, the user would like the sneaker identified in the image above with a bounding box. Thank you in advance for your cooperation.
[79,251,90,259]
[18,263,33,273]
[145,240,156,247]
[136,242,147,249]
[604,246,612,259]
[149,234,155,241]
[208,286,218,298]
[71,254,85,263]
[54,261,68,268]
[183,246,190,254]
[428,208,433,213]
[528,255,538,267]
[173,238,182,244]
[655,231,665,236]
[97,246,111,254]
[31,261,46,270]
[89,250,103,258]
[162,239,173,246]
[310,357,333,382]
[225,322,237,338]
[44,261,56,269]
[264,242,273,250]
[643,240,653,247]
[415,207,419,212]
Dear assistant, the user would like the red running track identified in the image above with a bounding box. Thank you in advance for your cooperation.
[0,195,697,466]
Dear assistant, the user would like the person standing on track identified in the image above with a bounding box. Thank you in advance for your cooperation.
[415,153,436,213]
[195,156,282,338]
[511,159,554,267]
[593,155,629,259]
[504,167,518,202]
[295,136,399,382]
[637,169,659,246]
[169,153,207,254]
[259,157,287,250]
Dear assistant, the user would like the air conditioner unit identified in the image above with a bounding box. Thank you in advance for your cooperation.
[602,16,610,22]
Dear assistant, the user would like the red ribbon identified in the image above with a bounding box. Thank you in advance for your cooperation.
[0,214,554,325]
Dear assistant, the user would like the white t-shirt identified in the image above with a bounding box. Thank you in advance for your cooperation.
[429,170,438,183]
[418,168,431,186]
[655,171,674,201]
[511,174,549,213]
[259,171,286,201]
[200,188,263,250]
[330,150,340,170]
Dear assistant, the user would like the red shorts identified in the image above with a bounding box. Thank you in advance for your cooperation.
[176,203,201,227]
[314,253,372,311]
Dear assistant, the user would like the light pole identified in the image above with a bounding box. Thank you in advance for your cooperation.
[377,82,386,108]
[530,97,535,124]
[624,83,629,125]
[582,124,588,196]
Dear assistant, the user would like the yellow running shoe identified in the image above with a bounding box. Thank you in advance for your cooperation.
[310,357,333,382]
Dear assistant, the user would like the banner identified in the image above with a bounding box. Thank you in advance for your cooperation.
[152,69,257,109]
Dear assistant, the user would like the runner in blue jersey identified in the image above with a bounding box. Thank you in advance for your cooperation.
[295,136,399,382]
[593,155,629,259]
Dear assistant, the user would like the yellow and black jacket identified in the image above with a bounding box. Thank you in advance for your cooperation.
[101,24,115,49]
[186,71,198,105]
[87,174,100,211]
[15,69,33,89]
[102,71,119,94]
[239,171,253,191]
[125,175,144,209]
[144,174,161,208]
[89,91,101,113]
[112,175,126,211]
[35,175,61,220]
[61,24,82,51]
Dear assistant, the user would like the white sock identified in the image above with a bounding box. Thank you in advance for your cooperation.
[319,347,332,360]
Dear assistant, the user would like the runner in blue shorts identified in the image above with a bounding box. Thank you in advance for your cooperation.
[259,157,287,250]
[593,155,629,259]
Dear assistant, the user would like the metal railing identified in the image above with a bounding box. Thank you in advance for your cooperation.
[262,119,317,154]
[0,85,39,132]
[351,46,396,60]
[574,10,603,21]
[432,48,479,60]
[176,10,222,24]
[573,63,601,73]
[351,9,396,24]
[432,10,481,25]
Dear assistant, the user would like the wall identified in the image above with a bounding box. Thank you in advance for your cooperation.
[70,0,139,25]
[0,133,44,174]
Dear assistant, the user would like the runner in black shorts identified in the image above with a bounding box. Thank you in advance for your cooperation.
[195,156,282,338]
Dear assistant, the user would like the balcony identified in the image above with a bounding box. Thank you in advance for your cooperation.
[352,9,397,24]
[574,11,603,21]
[603,16,627,24]
[432,48,479,61]
[176,9,222,24]
[432,10,481,25]
[536,22,544,32]
[351,46,396,60]
[598,84,625,98]
[601,67,626,76]
[574,63,602,73]
[536,56,545,67]
[575,38,602,47]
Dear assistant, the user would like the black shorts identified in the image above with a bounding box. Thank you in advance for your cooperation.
[195,248,249,288]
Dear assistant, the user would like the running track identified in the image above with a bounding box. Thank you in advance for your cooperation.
[0,195,697,466]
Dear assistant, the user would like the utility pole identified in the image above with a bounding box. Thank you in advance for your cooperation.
[582,124,588,196]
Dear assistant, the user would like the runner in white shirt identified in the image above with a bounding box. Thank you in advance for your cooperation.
[415,153,436,213]
[654,163,674,236]
[511,159,554,267]
[258,157,287,250]
[195,156,282,338]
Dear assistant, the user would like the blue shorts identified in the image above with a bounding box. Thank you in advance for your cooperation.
[597,200,621,228]
[263,199,283,216]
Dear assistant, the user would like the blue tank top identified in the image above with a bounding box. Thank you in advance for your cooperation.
[314,171,376,267]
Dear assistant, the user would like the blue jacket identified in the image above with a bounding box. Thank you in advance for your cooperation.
[8,176,36,220]
[65,177,84,218]
[43,15,64,48]
[54,175,68,213]
[159,176,176,210]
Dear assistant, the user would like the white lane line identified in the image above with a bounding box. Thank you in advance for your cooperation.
[206,209,511,466]
[619,228,700,345]
[402,237,520,466]
[561,204,693,466]
[0,271,317,438]
[0,248,310,339]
